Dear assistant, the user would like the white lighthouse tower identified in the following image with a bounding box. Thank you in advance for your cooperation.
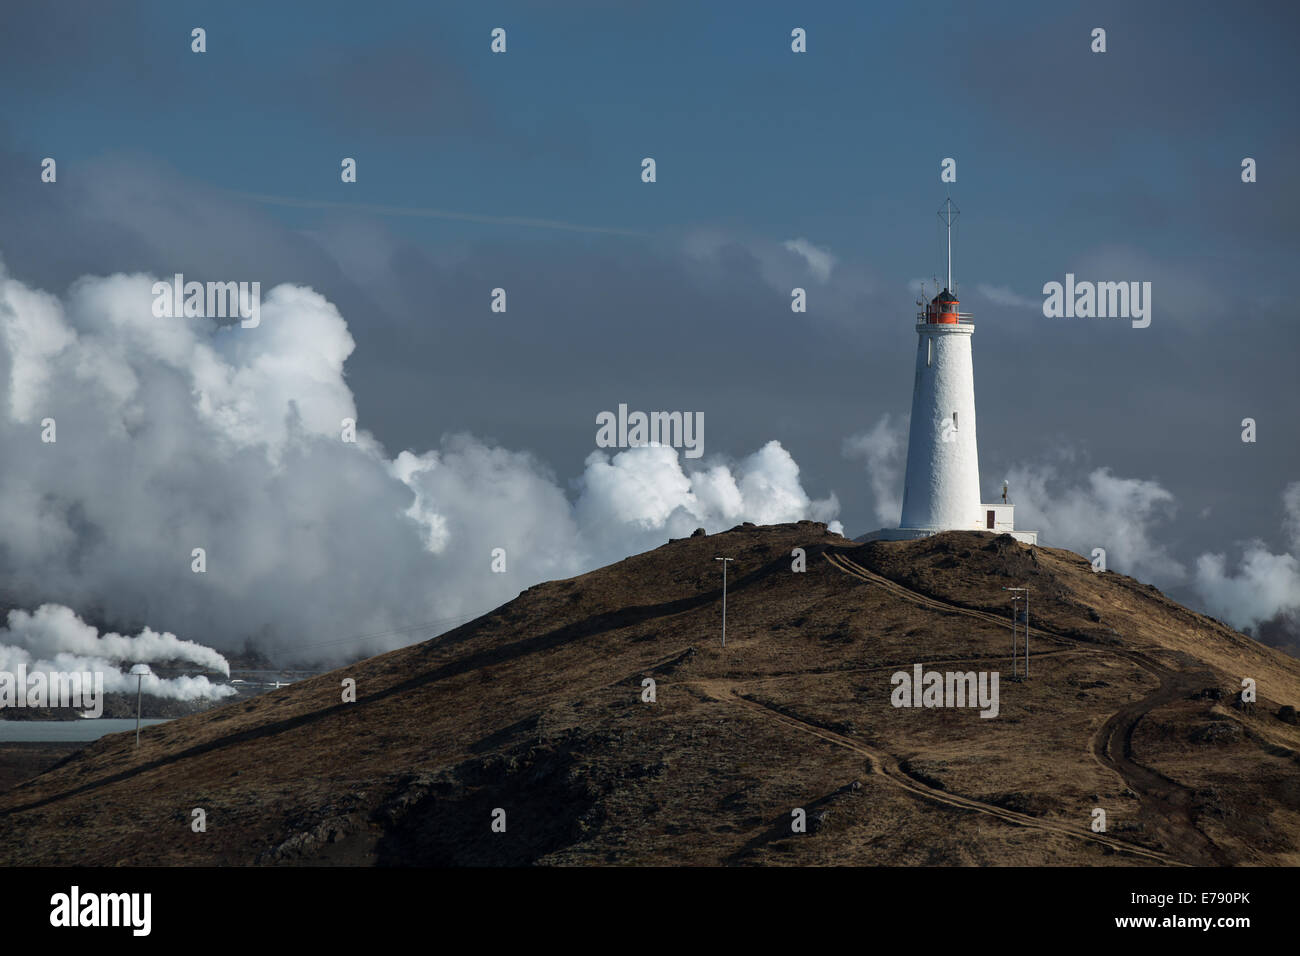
[873,200,1036,545]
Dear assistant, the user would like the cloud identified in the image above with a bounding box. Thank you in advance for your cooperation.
[0,265,839,664]
[1192,481,1300,634]
[683,231,850,301]
[1007,463,1300,640]
[570,440,839,558]
[0,604,233,701]
[843,414,907,527]
[1006,463,1186,585]
[974,283,1039,309]
[783,238,837,282]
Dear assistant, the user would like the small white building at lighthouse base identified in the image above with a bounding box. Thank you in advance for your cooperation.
[863,515,1038,545]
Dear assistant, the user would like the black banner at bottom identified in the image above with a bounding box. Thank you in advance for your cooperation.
[0,865,1281,942]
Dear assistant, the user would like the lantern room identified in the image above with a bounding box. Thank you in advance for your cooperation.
[926,288,960,324]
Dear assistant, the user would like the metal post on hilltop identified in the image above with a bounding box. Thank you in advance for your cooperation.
[1002,587,1030,679]
[1008,594,1019,677]
[130,664,152,747]
[715,557,734,647]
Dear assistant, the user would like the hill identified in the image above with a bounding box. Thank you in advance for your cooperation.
[2,522,1298,865]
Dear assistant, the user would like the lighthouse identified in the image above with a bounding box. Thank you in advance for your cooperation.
[869,200,1037,545]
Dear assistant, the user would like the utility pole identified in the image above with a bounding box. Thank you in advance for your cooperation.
[130,663,152,747]
[1002,587,1030,679]
[714,557,734,647]
[1008,593,1019,677]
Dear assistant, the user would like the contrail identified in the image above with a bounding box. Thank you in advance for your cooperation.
[229,190,649,237]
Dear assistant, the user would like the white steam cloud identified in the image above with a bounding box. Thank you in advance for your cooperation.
[843,414,906,526]
[1005,463,1187,586]
[0,604,234,701]
[783,237,837,283]
[1192,481,1300,632]
[0,265,840,664]
[846,414,1300,638]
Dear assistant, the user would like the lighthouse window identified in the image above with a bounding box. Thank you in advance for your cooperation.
[927,339,932,367]
[952,411,958,431]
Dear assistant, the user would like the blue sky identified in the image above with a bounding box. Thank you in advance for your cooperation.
[12,0,1291,267]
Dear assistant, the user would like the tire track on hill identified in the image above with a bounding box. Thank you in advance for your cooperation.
[688,677,1184,865]
[822,549,1225,865]
[1089,671,1232,865]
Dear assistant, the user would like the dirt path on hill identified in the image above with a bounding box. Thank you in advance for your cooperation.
[1089,665,1232,864]
[803,551,1225,864]
[825,551,1073,649]
[686,676,1184,864]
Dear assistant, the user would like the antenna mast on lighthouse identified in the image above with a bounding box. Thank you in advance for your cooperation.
[939,197,959,291]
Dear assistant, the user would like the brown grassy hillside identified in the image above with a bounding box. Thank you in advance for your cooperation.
[2,522,1297,866]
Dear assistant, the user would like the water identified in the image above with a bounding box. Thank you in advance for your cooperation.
[0,719,171,743]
